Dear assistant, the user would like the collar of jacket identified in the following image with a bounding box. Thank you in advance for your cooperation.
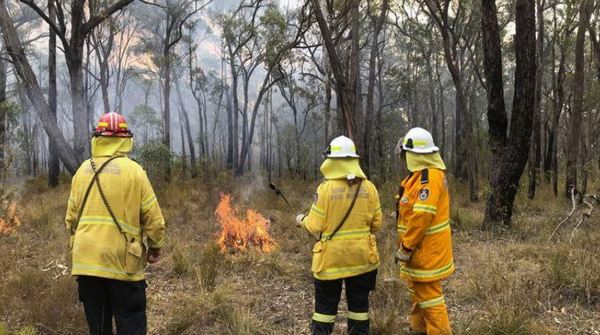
[406,151,446,172]
[320,158,367,180]
[91,136,133,158]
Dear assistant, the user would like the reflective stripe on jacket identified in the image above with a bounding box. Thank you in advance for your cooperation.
[398,169,454,282]
[65,156,166,281]
[302,179,382,280]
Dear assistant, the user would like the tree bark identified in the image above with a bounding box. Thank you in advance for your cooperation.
[0,42,6,164]
[527,0,545,199]
[364,0,388,176]
[48,0,59,187]
[176,82,197,178]
[311,0,356,140]
[423,0,477,201]
[565,0,593,197]
[482,0,536,227]
[0,0,79,173]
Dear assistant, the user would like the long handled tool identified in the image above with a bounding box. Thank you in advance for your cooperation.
[269,182,297,214]
[269,182,319,241]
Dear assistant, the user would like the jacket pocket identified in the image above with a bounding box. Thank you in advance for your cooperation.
[124,236,146,275]
[311,241,327,273]
[368,234,379,264]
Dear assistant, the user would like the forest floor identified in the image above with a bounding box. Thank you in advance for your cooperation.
[0,172,599,335]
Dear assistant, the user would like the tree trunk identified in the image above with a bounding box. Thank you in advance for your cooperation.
[482,0,536,227]
[48,0,60,187]
[435,59,446,155]
[0,1,79,173]
[311,0,356,140]
[0,42,6,164]
[364,0,388,176]
[176,82,197,178]
[423,0,477,201]
[162,47,171,150]
[565,0,593,197]
[235,72,274,176]
[349,0,362,144]
[226,86,234,169]
[528,0,545,199]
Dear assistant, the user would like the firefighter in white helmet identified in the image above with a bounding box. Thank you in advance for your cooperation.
[395,127,454,334]
[296,135,382,335]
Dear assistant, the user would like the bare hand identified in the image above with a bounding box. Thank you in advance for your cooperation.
[147,248,161,264]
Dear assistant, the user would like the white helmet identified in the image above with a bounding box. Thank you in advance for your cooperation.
[401,127,439,154]
[326,136,360,158]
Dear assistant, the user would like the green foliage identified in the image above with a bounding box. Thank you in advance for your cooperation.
[130,104,161,141]
[13,327,37,335]
[135,140,172,181]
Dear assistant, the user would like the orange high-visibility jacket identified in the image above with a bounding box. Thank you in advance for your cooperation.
[397,168,454,282]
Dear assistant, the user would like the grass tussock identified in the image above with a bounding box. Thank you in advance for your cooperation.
[546,248,600,306]
[165,286,267,335]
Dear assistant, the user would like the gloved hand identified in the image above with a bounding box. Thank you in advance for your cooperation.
[147,248,161,264]
[295,214,306,227]
[395,248,411,265]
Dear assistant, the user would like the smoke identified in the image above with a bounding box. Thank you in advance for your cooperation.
[237,172,267,203]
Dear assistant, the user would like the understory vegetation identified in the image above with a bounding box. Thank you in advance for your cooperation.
[0,172,599,334]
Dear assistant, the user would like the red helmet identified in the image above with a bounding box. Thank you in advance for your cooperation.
[93,112,133,137]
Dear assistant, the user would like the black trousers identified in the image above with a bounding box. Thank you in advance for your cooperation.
[77,276,147,335]
[312,270,377,335]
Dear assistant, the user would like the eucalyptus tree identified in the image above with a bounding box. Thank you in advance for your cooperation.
[0,1,79,172]
[565,0,594,198]
[422,0,480,201]
[18,0,135,161]
[135,0,211,152]
[217,0,310,175]
[481,0,536,227]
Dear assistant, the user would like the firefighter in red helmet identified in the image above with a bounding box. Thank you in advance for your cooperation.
[65,112,166,335]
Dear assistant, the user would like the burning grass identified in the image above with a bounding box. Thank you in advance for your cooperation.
[0,202,20,236]
[215,193,277,253]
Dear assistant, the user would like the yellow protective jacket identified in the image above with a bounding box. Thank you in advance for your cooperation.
[65,137,166,281]
[301,178,382,280]
[397,168,454,282]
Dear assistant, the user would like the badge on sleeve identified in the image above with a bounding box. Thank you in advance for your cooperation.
[419,189,430,201]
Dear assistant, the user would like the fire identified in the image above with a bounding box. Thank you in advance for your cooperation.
[215,193,276,253]
[0,202,21,236]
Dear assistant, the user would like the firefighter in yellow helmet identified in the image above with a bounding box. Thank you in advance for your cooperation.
[65,112,166,335]
[395,127,454,335]
[296,136,382,335]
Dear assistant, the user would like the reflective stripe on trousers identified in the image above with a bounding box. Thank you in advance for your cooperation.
[407,280,452,335]
[312,270,377,335]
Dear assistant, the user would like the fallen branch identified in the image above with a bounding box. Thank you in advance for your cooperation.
[548,188,577,241]
[550,188,599,242]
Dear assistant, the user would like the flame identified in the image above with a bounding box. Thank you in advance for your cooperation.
[215,193,276,253]
[0,202,21,236]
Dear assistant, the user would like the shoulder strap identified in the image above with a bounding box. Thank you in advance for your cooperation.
[90,157,127,235]
[71,156,121,235]
[421,169,429,184]
[323,179,364,241]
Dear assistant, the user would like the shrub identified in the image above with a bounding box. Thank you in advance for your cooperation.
[134,141,172,181]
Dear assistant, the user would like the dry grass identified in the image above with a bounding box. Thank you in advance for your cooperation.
[0,174,599,334]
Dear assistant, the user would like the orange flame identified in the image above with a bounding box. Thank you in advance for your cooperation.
[0,202,21,236]
[215,193,276,253]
